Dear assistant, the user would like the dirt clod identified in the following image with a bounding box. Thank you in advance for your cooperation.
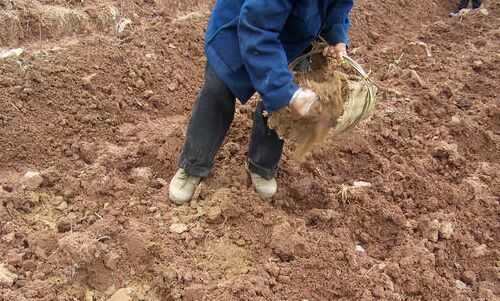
[462,270,476,285]
[0,264,18,287]
[471,244,488,258]
[58,232,101,266]
[206,207,223,224]
[108,287,134,301]
[169,223,188,234]
[22,171,44,190]
[270,222,308,261]
[131,167,153,182]
[439,222,454,240]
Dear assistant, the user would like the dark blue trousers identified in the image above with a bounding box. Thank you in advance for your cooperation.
[179,65,283,180]
[458,0,482,9]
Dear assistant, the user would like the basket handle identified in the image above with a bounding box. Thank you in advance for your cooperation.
[289,50,371,82]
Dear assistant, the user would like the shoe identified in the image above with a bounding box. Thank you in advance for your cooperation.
[250,172,277,199]
[450,7,476,17]
[169,169,201,205]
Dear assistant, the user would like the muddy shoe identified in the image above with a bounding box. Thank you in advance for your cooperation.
[449,8,470,17]
[250,172,277,199]
[169,169,201,205]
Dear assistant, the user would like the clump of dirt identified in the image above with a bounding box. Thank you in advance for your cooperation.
[269,55,347,160]
[200,240,251,276]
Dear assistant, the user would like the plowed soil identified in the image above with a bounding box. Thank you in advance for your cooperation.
[1,0,499,300]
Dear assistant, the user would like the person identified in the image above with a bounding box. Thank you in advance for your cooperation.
[450,0,482,16]
[169,0,353,205]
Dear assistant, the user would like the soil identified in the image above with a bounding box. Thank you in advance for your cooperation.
[1,0,499,300]
[269,54,351,161]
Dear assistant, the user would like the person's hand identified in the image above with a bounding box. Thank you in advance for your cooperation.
[289,88,321,118]
[323,43,347,62]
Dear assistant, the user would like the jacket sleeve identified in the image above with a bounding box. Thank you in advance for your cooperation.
[321,0,353,46]
[238,0,298,112]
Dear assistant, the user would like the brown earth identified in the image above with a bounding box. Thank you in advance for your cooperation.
[1,0,499,300]
[269,53,347,161]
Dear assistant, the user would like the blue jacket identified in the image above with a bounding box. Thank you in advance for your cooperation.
[205,0,353,112]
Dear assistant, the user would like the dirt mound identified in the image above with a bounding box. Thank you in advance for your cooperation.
[1,0,499,300]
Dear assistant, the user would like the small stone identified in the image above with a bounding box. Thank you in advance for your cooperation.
[455,279,468,290]
[462,270,476,285]
[471,244,488,258]
[148,206,158,213]
[108,287,133,301]
[206,207,223,224]
[355,244,366,253]
[131,167,153,182]
[235,239,246,247]
[22,171,44,190]
[169,223,188,234]
[439,222,454,240]
[56,201,68,211]
[0,264,18,286]
[450,116,461,126]
[0,48,24,59]
[135,79,146,89]
[143,90,154,99]
[167,81,178,92]
[353,181,372,188]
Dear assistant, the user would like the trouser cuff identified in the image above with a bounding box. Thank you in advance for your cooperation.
[247,159,276,180]
[179,160,211,178]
